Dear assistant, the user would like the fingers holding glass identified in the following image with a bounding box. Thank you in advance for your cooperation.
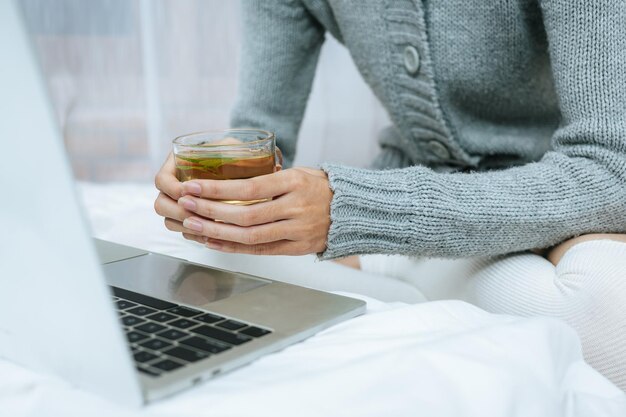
[181,216,296,245]
[154,153,183,201]
[180,172,293,202]
[154,192,196,222]
[177,195,294,226]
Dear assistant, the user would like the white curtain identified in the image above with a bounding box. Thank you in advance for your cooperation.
[20,0,389,182]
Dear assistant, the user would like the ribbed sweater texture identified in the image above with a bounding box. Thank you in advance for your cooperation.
[231,0,626,259]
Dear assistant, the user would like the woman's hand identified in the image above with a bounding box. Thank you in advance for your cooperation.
[154,153,333,256]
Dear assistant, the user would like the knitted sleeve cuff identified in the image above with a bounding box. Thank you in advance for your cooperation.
[319,163,435,260]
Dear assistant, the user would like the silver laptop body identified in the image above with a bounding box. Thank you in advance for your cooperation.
[0,1,365,406]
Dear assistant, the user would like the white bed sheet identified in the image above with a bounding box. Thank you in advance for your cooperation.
[1,183,625,416]
[1,298,624,417]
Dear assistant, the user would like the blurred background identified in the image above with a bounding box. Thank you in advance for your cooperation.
[20,0,390,182]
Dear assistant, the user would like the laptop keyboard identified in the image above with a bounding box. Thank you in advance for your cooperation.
[111,286,272,378]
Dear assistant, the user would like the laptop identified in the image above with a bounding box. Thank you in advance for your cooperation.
[0,0,365,406]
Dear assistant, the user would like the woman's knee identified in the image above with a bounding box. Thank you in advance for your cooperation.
[546,233,626,266]
[556,241,626,390]
[467,242,626,389]
[471,239,626,312]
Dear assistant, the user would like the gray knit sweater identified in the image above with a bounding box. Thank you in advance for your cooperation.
[230,0,626,260]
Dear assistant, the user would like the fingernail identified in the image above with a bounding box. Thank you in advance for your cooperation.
[183,218,203,232]
[205,239,221,250]
[179,197,197,211]
[183,181,202,195]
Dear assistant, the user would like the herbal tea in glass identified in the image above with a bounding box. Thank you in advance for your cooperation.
[173,129,279,205]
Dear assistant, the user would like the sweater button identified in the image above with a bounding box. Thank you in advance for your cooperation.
[403,45,420,75]
[427,140,450,159]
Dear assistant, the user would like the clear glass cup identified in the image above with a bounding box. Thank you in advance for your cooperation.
[173,128,280,205]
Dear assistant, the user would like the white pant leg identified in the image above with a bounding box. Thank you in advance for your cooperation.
[360,241,626,390]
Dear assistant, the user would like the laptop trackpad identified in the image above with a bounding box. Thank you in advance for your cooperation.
[102,253,269,307]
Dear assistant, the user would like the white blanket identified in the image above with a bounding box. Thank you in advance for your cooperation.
[1,183,625,416]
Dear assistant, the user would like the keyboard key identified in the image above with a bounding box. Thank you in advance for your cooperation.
[152,359,184,372]
[139,338,172,351]
[134,350,159,363]
[127,306,157,316]
[169,319,198,329]
[127,331,149,343]
[157,329,188,340]
[137,367,160,377]
[135,322,167,334]
[146,312,177,323]
[180,336,231,354]
[191,325,252,346]
[167,306,203,318]
[195,313,225,324]
[110,287,178,310]
[116,300,137,310]
[240,326,272,338]
[121,315,146,327]
[163,346,210,363]
[216,320,247,331]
